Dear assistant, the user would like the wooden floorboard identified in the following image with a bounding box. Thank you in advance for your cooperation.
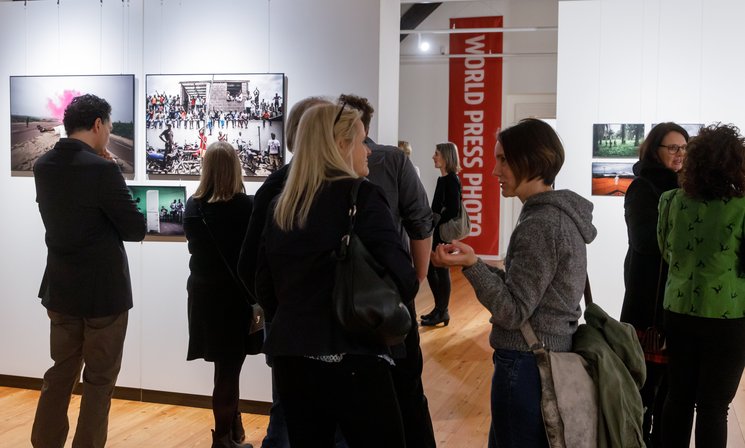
[3,268,745,447]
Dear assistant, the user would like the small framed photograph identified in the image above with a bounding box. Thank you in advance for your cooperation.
[128,185,187,241]
[10,74,135,175]
[592,123,645,158]
[591,162,635,196]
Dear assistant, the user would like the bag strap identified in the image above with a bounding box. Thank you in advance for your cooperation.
[196,199,255,305]
[339,178,365,256]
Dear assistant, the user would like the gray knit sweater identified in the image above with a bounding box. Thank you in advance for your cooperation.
[463,190,597,352]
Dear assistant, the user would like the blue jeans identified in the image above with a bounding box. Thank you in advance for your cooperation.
[488,349,548,448]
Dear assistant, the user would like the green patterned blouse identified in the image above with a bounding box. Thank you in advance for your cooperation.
[657,189,745,319]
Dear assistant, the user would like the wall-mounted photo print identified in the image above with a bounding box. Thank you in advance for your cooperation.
[145,73,285,178]
[10,74,135,174]
[652,123,704,138]
[592,123,645,158]
[128,185,187,241]
[592,162,635,196]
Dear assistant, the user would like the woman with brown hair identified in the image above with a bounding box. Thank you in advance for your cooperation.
[621,122,689,446]
[184,141,255,448]
[421,142,463,327]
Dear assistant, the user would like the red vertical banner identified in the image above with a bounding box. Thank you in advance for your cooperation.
[449,16,503,257]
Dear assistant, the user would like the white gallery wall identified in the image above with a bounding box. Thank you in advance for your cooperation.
[556,0,745,318]
[0,0,397,403]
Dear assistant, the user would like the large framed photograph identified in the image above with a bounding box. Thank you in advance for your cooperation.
[592,123,645,158]
[145,73,285,178]
[591,162,635,196]
[10,74,135,175]
[128,185,187,241]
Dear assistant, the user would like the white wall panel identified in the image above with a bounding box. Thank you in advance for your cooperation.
[0,0,393,405]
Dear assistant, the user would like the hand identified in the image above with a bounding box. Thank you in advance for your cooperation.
[431,240,478,268]
[98,148,115,161]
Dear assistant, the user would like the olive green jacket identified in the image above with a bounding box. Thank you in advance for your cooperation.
[573,303,646,448]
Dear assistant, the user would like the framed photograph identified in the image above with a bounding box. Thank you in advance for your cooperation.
[652,123,704,138]
[145,73,285,178]
[592,123,645,158]
[10,74,135,175]
[591,162,635,196]
[128,185,187,241]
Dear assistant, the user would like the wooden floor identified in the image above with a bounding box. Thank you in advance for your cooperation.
[3,269,745,447]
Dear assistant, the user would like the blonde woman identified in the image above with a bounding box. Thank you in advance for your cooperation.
[422,142,463,327]
[255,103,418,447]
[184,142,255,448]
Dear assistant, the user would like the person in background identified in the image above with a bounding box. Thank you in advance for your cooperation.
[621,122,689,447]
[255,103,418,447]
[422,142,463,327]
[342,94,436,448]
[658,124,745,448]
[432,118,596,448]
[398,140,421,177]
[31,94,147,448]
[183,142,257,448]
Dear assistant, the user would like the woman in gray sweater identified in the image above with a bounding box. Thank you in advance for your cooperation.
[432,118,596,448]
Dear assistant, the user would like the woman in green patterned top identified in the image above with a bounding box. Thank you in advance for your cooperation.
[657,123,745,448]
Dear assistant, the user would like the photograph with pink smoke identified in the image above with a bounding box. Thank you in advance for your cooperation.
[10,74,135,175]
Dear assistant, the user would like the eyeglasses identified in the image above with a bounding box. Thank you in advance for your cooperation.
[659,144,687,154]
[333,100,347,126]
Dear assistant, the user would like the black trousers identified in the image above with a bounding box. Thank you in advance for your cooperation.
[273,355,405,448]
[662,311,745,448]
[391,301,437,448]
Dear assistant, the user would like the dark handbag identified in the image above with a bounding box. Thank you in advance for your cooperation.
[197,201,265,337]
[639,190,676,364]
[332,178,412,346]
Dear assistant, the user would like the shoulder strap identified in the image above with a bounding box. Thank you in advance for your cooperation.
[339,178,365,256]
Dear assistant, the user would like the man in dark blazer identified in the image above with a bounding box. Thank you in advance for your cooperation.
[340,94,436,448]
[31,94,146,448]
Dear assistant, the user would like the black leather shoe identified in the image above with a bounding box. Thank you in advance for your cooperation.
[420,310,437,321]
[421,309,450,327]
[232,412,246,443]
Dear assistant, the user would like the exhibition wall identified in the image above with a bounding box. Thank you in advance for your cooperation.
[556,0,745,318]
[0,0,397,403]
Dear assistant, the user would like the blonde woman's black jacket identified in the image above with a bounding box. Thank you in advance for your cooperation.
[255,178,419,357]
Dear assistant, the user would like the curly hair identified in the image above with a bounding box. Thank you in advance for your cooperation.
[63,94,111,135]
[680,123,745,200]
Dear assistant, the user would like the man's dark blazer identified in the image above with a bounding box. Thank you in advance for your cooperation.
[34,138,147,318]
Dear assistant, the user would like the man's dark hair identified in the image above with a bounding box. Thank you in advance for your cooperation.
[63,94,111,135]
[339,94,374,133]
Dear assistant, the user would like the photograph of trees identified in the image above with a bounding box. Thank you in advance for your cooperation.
[592,123,645,158]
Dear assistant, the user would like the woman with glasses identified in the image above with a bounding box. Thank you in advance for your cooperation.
[657,124,745,447]
[620,122,689,447]
[255,102,418,447]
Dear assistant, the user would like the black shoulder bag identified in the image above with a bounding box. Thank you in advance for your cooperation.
[196,200,265,337]
[332,178,411,346]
